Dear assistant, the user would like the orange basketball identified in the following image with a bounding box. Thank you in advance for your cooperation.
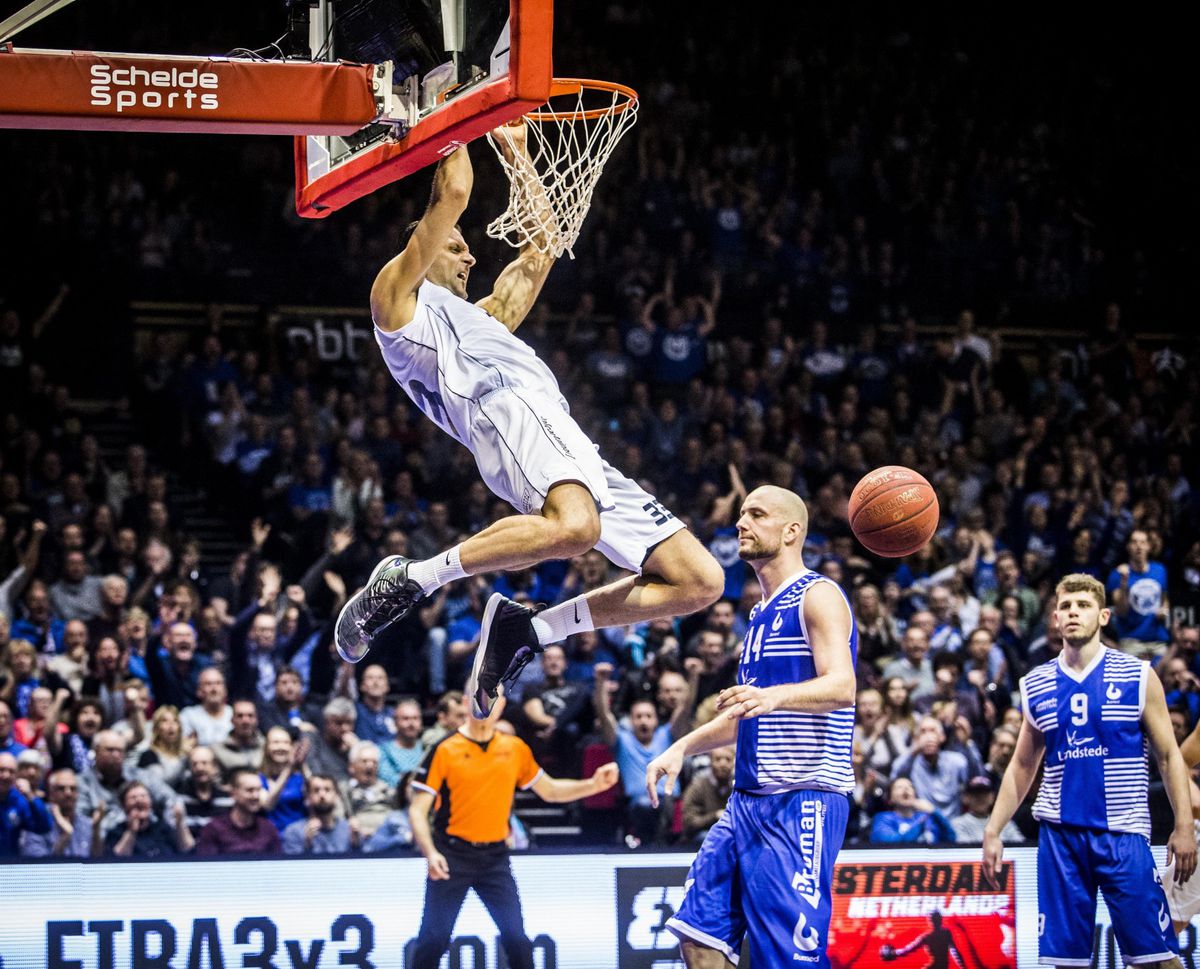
[848,465,940,557]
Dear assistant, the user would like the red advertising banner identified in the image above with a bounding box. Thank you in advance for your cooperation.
[0,49,376,134]
[828,860,1017,969]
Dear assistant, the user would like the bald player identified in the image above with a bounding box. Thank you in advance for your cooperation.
[647,486,857,968]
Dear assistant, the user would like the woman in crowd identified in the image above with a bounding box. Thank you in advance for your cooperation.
[136,704,189,789]
[259,726,308,832]
[874,676,917,774]
[46,694,105,775]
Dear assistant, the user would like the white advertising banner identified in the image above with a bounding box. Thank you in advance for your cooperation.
[0,846,1193,968]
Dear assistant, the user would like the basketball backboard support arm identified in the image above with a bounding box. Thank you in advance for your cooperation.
[0,0,79,45]
[0,0,554,215]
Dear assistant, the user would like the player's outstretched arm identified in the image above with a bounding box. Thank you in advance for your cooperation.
[531,763,620,803]
[371,146,474,333]
[1143,670,1198,884]
[645,715,739,808]
[477,123,556,333]
[982,718,1044,886]
[716,582,856,719]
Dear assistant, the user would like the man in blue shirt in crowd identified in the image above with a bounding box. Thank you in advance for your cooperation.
[0,751,50,856]
[593,660,691,845]
[1108,529,1171,658]
[20,768,92,858]
[282,774,357,854]
[354,664,396,745]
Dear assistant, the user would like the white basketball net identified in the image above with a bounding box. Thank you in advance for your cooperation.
[485,82,639,260]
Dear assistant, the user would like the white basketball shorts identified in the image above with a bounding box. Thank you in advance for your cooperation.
[1162,820,1200,924]
[469,386,684,573]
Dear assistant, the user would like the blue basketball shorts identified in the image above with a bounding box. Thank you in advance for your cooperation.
[1038,823,1177,966]
[667,788,848,967]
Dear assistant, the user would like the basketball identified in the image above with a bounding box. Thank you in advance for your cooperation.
[848,466,940,557]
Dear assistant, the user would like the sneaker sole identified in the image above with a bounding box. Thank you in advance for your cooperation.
[333,555,404,663]
[467,592,504,719]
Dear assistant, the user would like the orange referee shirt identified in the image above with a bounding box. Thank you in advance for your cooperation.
[412,729,544,844]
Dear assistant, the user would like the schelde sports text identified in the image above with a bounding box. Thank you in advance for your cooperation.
[89,64,220,112]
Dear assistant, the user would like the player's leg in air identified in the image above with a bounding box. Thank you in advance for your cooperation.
[339,475,723,716]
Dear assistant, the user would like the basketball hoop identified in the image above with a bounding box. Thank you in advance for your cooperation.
[485,78,638,260]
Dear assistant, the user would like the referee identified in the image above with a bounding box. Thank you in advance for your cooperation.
[408,694,618,968]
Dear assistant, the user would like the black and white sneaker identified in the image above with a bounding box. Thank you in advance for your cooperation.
[334,555,425,663]
[467,593,544,718]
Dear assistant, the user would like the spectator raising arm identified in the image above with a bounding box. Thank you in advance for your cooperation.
[592,662,619,746]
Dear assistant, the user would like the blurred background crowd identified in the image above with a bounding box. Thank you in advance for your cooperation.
[3,4,1199,859]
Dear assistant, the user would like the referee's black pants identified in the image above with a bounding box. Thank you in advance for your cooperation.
[411,837,534,969]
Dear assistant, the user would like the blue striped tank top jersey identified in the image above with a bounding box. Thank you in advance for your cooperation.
[734,570,858,796]
[1022,647,1151,839]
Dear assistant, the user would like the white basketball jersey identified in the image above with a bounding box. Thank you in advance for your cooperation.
[374,280,568,448]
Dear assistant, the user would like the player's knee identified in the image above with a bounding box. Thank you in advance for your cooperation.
[550,506,601,557]
[688,554,725,609]
[700,555,725,601]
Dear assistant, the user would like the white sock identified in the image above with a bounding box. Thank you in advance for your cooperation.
[532,596,595,646]
[406,545,468,596]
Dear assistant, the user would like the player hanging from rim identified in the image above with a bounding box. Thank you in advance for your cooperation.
[336,127,723,717]
[982,573,1196,969]
[645,485,857,968]
[879,912,963,969]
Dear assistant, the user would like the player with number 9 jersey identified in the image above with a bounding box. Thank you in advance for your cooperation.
[983,573,1196,967]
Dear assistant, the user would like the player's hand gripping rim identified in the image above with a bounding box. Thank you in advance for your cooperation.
[717,684,780,720]
[1168,822,1198,885]
[645,746,685,809]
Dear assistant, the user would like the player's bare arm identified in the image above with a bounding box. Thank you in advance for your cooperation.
[982,718,1046,886]
[476,123,556,332]
[1180,715,1200,769]
[1142,671,1198,884]
[716,582,856,719]
[371,146,474,333]
[645,714,739,809]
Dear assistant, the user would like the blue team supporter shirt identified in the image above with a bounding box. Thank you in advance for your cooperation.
[1,788,51,857]
[355,701,395,746]
[1107,562,1170,642]
[616,723,674,806]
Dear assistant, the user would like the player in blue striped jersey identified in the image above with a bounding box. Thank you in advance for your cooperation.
[982,573,1196,967]
[645,486,857,967]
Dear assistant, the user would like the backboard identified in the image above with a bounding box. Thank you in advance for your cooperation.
[294,0,552,219]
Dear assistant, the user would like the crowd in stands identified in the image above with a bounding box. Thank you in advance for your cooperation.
[4,6,1200,861]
